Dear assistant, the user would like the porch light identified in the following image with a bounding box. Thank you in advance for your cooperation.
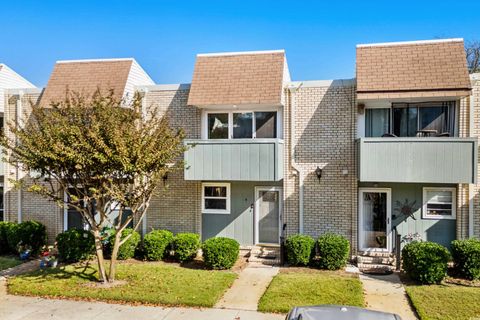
[315,166,323,182]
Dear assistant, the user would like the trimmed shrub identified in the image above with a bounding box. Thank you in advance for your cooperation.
[143,230,174,261]
[202,237,239,270]
[56,229,95,262]
[402,241,450,284]
[6,221,47,254]
[451,238,480,280]
[108,228,141,260]
[285,234,315,266]
[0,221,15,254]
[313,233,350,270]
[173,233,200,262]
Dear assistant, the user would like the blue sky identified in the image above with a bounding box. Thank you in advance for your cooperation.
[1,1,478,87]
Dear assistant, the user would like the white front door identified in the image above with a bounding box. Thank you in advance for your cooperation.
[359,188,392,252]
[255,187,282,245]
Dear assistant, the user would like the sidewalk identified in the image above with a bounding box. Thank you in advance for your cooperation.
[359,273,418,320]
[215,264,279,311]
[0,281,284,320]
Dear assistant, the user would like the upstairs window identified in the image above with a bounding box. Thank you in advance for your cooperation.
[206,111,279,139]
[392,102,455,137]
[365,108,390,137]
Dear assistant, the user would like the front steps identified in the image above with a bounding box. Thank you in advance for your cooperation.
[244,246,281,266]
[356,251,396,273]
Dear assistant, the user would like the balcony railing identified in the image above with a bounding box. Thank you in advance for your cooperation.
[184,139,284,181]
[357,137,478,184]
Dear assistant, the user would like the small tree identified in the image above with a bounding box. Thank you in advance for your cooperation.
[466,40,480,73]
[0,90,186,283]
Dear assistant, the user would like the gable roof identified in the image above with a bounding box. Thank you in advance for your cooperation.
[187,50,288,106]
[0,63,35,89]
[356,38,471,100]
[39,58,154,107]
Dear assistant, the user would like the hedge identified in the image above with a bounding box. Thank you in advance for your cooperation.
[285,234,315,266]
[56,229,95,262]
[451,238,480,280]
[143,229,174,261]
[0,221,15,254]
[202,237,239,270]
[108,228,141,260]
[6,221,47,254]
[402,241,450,284]
[173,233,200,262]
[313,233,350,270]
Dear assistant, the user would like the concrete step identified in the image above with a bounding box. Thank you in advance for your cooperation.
[357,263,395,272]
[357,255,395,265]
[358,251,394,258]
[247,256,280,266]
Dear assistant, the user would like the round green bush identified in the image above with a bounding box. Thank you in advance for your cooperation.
[56,229,95,262]
[6,221,47,254]
[451,238,480,280]
[402,241,451,284]
[143,230,174,261]
[173,233,200,262]
[285,234,315,266]
[109,228,141,260]
[0,222,15,254]
[313,233,350,270]
[202,237,239,270]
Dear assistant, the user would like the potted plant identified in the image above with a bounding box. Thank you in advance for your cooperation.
[17,242,32,261]
[40,245,58,269]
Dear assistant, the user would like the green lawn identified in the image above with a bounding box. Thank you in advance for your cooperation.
[8,261,237,307]
[258,269,364,313]
[0,256,22,271]
[406,284,480,320]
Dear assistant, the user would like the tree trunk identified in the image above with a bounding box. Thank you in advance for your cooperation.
[92,229,108,283]
[108,232,122,283]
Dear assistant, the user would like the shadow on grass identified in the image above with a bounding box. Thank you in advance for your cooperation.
[24,261,99,282]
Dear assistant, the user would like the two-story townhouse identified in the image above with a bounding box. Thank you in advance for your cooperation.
[2,38,480,268]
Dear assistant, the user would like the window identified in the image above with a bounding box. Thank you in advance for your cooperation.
[202,183,230,214]
[422,187,456,219]
[392,102,455,137]
[208,113,229,139]
[233,112,253,138]
[365,108,390,137]
[205,111,279,139]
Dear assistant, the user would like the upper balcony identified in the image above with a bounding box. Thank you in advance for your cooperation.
[357,137,477,184]
[184,139,284,181]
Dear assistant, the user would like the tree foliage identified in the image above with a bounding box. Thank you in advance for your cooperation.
[0,90,186,282]
[466,40,480,74]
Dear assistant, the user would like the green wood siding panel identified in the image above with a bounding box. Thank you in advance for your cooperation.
[360,182,457,249]
[201,181,282,245]
[184,139,284,181]
[358,138,477,184]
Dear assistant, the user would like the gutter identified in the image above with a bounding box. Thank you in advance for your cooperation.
[16,91,24,223]
[469,88,475,238]
[287,82,304,233]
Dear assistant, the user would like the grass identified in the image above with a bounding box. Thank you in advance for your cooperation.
[406,284,480,320]
[258,269,364,313]
[8,261,237,307]
[0,256,23,271]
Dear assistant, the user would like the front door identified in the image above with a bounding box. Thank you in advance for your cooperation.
[359,188,392,252]
[255,187,282,245]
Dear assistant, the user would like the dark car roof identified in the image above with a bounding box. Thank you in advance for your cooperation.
[287,305,401,320]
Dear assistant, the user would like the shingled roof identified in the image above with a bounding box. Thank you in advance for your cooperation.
[39,58,154,107]
[188,50,288,107]
[356,39,471,100]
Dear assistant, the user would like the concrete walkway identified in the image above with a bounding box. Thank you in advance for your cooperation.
[0,279,283,320]
[359,273,418,320]
[215,264,279,311]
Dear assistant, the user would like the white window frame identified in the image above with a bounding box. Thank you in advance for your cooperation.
[202,108,282,140]
[202,182,231,214]
[422,187,456,220]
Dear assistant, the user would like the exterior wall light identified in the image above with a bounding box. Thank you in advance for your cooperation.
[315,166,323,182]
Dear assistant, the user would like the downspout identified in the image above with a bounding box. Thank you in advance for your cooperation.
[16,91,24,223]
[469,89,475,238]
[288,82,303,233]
